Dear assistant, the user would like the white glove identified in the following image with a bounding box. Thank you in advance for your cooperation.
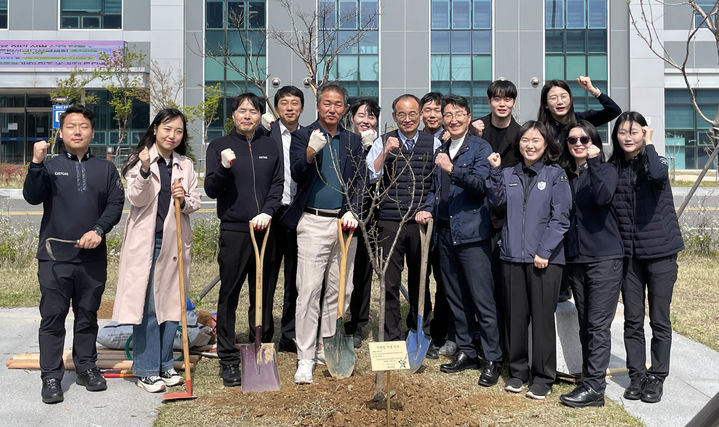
[308,129,328,154]
[251,213,272,230]
[341,211,358,231]
[360,129,377,149]
[220,148,236,169]
[261,112,275,131]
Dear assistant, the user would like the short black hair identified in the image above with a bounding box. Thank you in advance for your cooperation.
[513,120,561,165]
[391,94,420,112]
[316,81,348,106]
[349,97,381,119]
[420,92,443,109]
[441,95,471,115]
[487,79,518,99]
[231,93,265,115]
[59,104,95,129]
[274,85,304,108]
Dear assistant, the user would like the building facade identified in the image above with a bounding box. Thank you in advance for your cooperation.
[0,0,715,170]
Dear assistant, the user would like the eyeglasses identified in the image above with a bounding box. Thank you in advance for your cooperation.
[547,93,570,103]
[567,136,591,145]
[442,112,468,121]
[395,111,419,120]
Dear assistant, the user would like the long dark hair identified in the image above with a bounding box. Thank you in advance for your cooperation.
[560,120,604,171]
[122,108,188,177]
[537,80,576,127]
[608,111,649,185]
[513,120,561,165]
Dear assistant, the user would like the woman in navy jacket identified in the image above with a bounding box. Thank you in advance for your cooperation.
[485,121,571,400]
[609,111,683,404]
[558,121,623,408]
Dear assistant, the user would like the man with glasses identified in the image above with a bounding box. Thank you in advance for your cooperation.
[416,95,503,388]
[366,94,441,350]
[284,82,364,384]
[205,93,284,387]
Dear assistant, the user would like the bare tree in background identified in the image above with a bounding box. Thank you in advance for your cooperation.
[194,7,276,116]
[268,0,380,96]
[628,0,719,217]
[49,69,98,148]
[149,60,183,112]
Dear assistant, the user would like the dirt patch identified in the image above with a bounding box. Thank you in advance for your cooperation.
[97,299,115,319]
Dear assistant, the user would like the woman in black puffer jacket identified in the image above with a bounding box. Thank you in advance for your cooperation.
[609,111,684,405]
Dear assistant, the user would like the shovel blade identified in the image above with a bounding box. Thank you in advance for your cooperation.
[239,342,281,393]
[406,315,431,372]
[324,319,355,379]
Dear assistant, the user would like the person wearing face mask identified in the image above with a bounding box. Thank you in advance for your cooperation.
[537,76,621,145]
[485,121,571,400]
[113,109,202,393]
[609,111,683,404]
[366,94,440,351]
[345,97,381,348]
[204,93,284,387]
[557,121,623,408]
[416,95,503,388]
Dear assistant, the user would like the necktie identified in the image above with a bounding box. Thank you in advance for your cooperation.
[406,138,414,151]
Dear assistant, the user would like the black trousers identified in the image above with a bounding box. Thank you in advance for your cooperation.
[248,208,298,344]
[622,255,678,381]
[379,220,432,341]
[38,260,106,380]
[347,229,373,336]
[437,224,501,361]
[429,244,454,346]
[216,229,254,365]
[567,259,622,392]
[490,226,505,351]
[502,262,562,388]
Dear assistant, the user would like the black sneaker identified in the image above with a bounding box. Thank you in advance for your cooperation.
[504,377,526,393]
[220,364,242,387]
[41,378,64,404]
[526,383,551,400]
[425,343,439,360]
[640,375,663,403]
[76,367,107,391]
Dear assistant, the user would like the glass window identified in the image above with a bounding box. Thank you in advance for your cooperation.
[359,56,379,80]
[452,0,471,29]
[432,55,451,80]
[546,0,564,29]
[0,0,7,29]
[248,1,265,28]
[360,1,378,29]
[359,31,378,54]
[432,31,450,54]
[545,55,565,80]
[546,30,564,53]
[587,29,607,52]
[471,30,491,54]
[207,1,224,28]
[472,55,491,80]
[473,0,491,29]
[432,0,450,29]
[451,55,472,80]
[587,55,607,80]
[566,29,586,52]
[60,0,121,29]
[451,81,473,97]
[451,31,471,54]
[319,0,337,28]
[566,0,586,29]
[695,0,716,28]
[337,55,359,80]
[587,0,606,28]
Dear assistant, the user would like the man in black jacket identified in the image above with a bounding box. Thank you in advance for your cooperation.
[285,82,364,385]
[23,105,125,404]
[204,93,284,387]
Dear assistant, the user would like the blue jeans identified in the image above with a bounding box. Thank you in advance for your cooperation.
[132,235,178,376]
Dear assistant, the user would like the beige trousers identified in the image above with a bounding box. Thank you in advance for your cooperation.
[295,212,357,360]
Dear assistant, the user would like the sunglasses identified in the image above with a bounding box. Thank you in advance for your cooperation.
[567,136,591,145]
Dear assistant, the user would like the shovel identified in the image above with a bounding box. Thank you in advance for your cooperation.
[324,219,355,379]
[406,218,433,372]
[240,220,281,393]
[163,182,198,402]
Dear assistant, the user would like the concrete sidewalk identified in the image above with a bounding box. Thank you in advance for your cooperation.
[0,308,162,427]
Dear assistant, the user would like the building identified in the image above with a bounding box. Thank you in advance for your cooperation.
[0,0,715,170]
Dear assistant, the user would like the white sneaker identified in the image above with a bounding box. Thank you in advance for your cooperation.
[439,340,457,356]
[160,369,184,387]
[314,348,326,365]
[294,359,314,384]
[136,376,166,393]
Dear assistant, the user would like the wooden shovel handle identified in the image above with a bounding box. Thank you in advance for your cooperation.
[249,221,271,327]
[336,219,354,319]
[174,179,193,389]
[416,218,433,317]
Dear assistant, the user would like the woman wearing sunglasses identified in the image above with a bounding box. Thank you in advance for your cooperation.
[558,121,623,408]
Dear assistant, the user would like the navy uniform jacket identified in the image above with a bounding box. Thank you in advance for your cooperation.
[23,148,125,262]
[283,120,365,229]
[486,161,571,264]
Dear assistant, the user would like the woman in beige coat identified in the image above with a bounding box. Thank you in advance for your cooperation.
[112,109,201,393]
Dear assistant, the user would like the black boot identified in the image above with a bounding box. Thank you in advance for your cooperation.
[41,378,64,404]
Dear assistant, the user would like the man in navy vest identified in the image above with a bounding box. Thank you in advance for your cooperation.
[284,82,365,385]
[366,94,441,351]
